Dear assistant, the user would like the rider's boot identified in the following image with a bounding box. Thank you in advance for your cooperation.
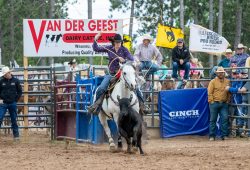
[87,93,105,115]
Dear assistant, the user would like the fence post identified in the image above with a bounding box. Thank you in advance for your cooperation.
[23,57,29,138]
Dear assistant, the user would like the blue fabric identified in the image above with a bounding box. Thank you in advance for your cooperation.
[209,102,229,138]
[218,58,230,68]
[95,75,112,100]
[172,62,190,80]
[0,102,19,137]
[158,88,209,138]
[139,61,158,76]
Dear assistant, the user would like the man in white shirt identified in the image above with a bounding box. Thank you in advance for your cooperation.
[134,34,163,77]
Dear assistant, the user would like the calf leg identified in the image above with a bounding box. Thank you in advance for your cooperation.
[119,128,131,153]
[137,132,144,155]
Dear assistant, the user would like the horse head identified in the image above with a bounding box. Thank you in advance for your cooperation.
[119,62,137,91]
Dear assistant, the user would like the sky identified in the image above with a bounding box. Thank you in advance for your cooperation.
[67,0,138,35]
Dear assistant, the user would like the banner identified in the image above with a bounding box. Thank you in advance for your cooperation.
[158,88,209,138]
[156,24,184,49]
[123,34,132,52]
[23,19,123,57]
[189,23,229,54]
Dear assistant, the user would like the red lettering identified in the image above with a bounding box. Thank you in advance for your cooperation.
[108,20,113,31]
[97,20,102,31]
[46,20,61,31]
[88,20,96,31]
[65,20,72,31]
[28,20,46,53]
[78,20,84,31]
[102,20,107,31]
[113,20,118,31]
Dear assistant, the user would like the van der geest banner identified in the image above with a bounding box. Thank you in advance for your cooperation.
[23,19,123,57]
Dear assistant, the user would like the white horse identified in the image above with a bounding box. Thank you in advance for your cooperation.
[95,62,140,151]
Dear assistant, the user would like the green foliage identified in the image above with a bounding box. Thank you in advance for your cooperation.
[0,0,70,67]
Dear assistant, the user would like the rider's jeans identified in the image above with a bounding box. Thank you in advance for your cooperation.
[172,62,190,80]
[0,102,19,138]
[95,75,112,100]
[139,61,158,76]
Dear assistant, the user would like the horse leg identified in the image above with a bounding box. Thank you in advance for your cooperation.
[98,112,115,151]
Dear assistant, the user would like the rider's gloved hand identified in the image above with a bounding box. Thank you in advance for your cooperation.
[95,32,102,41]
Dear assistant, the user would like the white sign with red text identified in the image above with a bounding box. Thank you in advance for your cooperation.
[23,19,123,57]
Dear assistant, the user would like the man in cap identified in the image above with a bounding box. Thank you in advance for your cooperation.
[208,67,231,141]
[171,38,190,82]
[0,66,22,140]
[134,34,163,77]
[219,48,233,68]
[229,43,249,67]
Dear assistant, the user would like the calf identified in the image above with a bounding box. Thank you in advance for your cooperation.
[117,95,144,155]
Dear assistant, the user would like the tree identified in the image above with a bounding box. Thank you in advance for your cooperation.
[209,0,214,67]
[217,0,223,64]
[179,0,184,32]
[234,0,242,49]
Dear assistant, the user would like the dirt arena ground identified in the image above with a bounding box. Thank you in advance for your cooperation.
[0,131,250,170]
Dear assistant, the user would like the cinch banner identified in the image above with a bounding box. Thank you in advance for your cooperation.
[189,23,229,54]
[156,24,184,49]
[158,88,209,138]
[23,19,123,57]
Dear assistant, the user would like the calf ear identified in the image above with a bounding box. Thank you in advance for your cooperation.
[129,94,133,102]
[117,95,121,101]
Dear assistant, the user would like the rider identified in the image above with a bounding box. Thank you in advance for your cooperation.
[87,33,149,115]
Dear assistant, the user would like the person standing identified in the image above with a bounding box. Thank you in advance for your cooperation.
[208,67,231,141]
[134,34,163,77]
[171,38,190,82]
[0,66,22,140]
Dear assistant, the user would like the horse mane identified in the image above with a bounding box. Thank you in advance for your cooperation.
[121,61,136,70]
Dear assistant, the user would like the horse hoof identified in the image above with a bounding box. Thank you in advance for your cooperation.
[109,143,116,152]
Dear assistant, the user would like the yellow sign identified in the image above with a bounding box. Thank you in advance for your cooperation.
[123,34,132,52]
[156,24,184,49]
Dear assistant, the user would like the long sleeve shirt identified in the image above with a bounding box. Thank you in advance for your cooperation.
[208,77,230,103]
[229,53,249,67]
[218,58,230,68]
[134,44,163,66]
[172,45,190,64]
[92,41,134,74]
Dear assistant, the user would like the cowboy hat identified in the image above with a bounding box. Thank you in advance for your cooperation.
[109,34,123,42]
[142,34,153,42]
[237,43,247,49]
[225,48,233,53]
[1,66,13,76]
[215,66,226,73]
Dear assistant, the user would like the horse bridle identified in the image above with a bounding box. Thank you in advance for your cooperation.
[122,68,137,92]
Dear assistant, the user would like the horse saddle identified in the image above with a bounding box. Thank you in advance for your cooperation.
[105,77,120,99]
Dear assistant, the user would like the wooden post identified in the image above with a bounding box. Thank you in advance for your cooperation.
[23,56,29,138]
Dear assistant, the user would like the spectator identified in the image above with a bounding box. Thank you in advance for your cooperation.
[219,48,233,68]
[155,58,168,80]
[67,58,78,81]
[134,34,163,77]
[172,38,190,82]
[228,69,246,137]
[0,66,22,141]
[229,43,249,67]
[208,67,231,141]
